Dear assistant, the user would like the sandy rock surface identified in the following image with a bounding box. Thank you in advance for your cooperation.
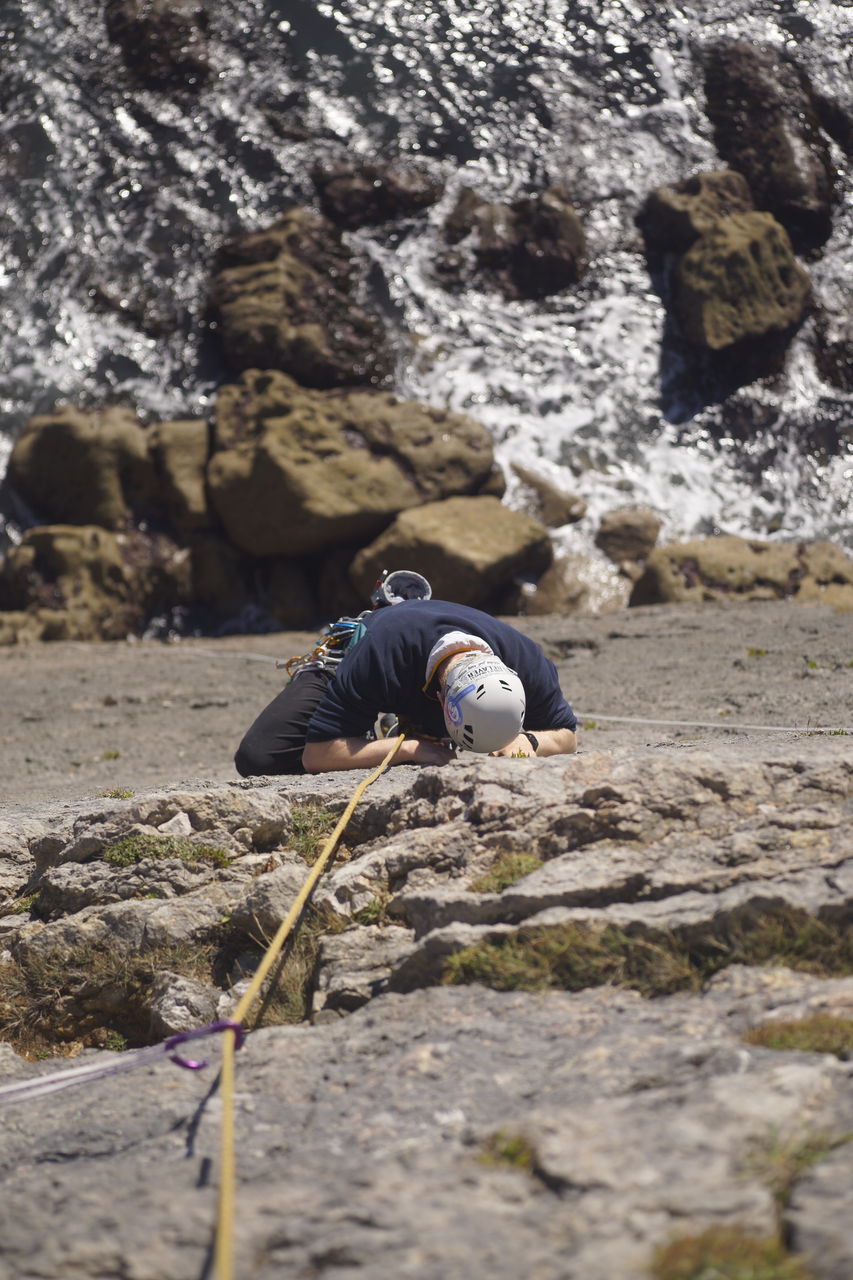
[1,599,849,813]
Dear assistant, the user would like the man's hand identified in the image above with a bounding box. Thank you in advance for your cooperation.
[491,733,536,758]
[491,728,577,759]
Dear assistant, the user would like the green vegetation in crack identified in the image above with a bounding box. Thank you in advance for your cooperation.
[442,907,852,996]
[478,1129,537,1172]
[289,804,342,865]
[744,1128,853,1211]
[240,903,348,1028]
[468,852,543,894]
[650,1225,814,1279]
[102,833,229,869]
[744,1014,853,1059]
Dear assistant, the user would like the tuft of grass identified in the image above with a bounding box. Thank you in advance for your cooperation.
[100,788,134,799]
[7,893,38,916]
[289,804,341,865]
[747,647,768,658]
[442,907,852,998]
[102,833,229,869]
[468,852,543,894]
[478,1130,537,1172]
[0,938,218,1059]
[352,891,391,926]
[744,1129,853,1210]
[99,749,121,761]
[244,903,348,1029]
[581,719,598,730]
[650,1226,814,1279]
[744,1014,853,1059]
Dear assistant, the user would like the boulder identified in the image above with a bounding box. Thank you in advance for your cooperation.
[630,535,853,609]
[209,209,389,388]
[147,417,212,532]
[104,0,209,88]
[636,169,754,255]
[513,553,631,617]
[510,463,587,528]
[312,158,442,228]
[7,405,153,530]
[348,495,553,609]
[0,525,192,642]
[439,185,587,299]
[594,506,661,567]
[674,212,811,350]
[207,370,495,557]
[702,41,837,253]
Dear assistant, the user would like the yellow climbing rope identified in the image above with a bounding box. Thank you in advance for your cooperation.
[213,733,405,1280]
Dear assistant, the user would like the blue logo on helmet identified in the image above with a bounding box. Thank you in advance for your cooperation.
[445,682,475,726]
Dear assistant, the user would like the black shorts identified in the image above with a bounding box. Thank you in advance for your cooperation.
[234,669,334,777]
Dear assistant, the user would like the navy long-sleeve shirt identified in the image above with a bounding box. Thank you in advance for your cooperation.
[305,600,576,742]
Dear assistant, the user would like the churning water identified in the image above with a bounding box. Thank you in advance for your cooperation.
[1,0,851,574]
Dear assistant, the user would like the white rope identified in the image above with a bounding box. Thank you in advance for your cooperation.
[577,714,850,734]
[126,642,851,735]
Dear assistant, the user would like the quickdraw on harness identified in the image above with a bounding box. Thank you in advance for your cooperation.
[277,569,433,682]
[278,612,372,680]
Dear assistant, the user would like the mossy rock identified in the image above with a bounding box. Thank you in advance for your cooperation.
[674,212,811,350]
[208,370,495,556]
[209,208,389,388]
[630,535,853,610]
[7,405,153,530]
[349,495,553,610]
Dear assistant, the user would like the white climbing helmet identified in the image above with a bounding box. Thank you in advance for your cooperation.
[441,654,526,753]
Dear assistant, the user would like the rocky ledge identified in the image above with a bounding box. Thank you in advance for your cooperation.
[1,730,851,1278]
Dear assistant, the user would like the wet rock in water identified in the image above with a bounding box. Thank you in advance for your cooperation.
[348,495,553,610]
[0,525,192,642]
[630,534,853,610]
[636,168,755,255]
[439,184,587,299]
[594,505,661,569]
[674,212,811,350]
[702,40,837,254]
[813,313,853,393]
[7,406,154,531]
[312,158,443,228]
[209,208,390,388]
[510,463,587,528]
[207,370,496,557]
[104,0,210,88]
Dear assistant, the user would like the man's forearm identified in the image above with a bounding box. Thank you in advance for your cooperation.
[534,727,577,756]
[302,736,456,773]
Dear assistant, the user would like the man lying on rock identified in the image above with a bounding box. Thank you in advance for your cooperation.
[235,571,577,776]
